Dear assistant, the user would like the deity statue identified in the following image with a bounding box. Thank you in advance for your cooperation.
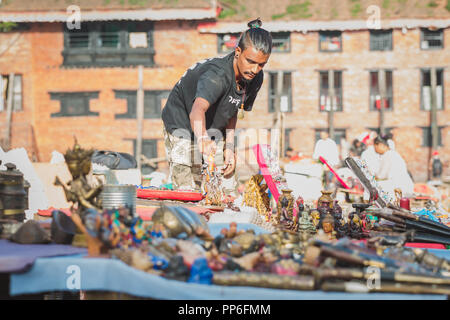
[275,189,297,231]
[309,209,321,229]
[321,213,337,240]
[243,175,271,219]
[54,138,103,216]
[318,190,334,210]
[348,212,363,239]
[298,210,316,235]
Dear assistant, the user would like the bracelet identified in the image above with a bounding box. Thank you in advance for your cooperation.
[197,135,210,142]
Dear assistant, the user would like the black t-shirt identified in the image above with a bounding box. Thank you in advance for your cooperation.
[162,52,263,139]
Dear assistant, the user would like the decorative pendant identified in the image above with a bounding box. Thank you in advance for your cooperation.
[237,103,245,120]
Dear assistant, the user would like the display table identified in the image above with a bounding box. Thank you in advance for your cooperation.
[4,223,450,300]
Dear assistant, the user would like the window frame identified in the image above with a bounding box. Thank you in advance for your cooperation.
[62,21,155,68]
[369,70,394,111]
[369,29,393,51]
[319,31,342,53]
[420,28,444,50]
[217,33,240,54]
[0,74,23,112]
[319,70,343,112]
[420,68,445,111]
[420,126,444,147]
[114,90,169,119]
[271,32,291,53]
[367,127,395,136]
[267,71,293,113]
[50,91,99,117]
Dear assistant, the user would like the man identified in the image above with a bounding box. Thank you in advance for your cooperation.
[162,19,272,194]
[360,131,381,175]
[313,131,340,167]
[313,131,339,189]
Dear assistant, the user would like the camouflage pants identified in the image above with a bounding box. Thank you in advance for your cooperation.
[163,127,237,195]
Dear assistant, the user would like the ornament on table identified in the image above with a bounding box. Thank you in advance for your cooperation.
[309,209,321,229]
[295,195,305,213]
[298,210,317,235]
[332,200,343,220]
[334,217,348,239]
[163,255,190,282]
[71,208,121,256]
[348,212,363,239]
[54,138,103,217]
[151,204,212,240]
[320,213,337,241]
[201,151,225,206]
[188,257,213,284]
[318,190,334,210]
[352,203,372,238]
[274,189,297,231]
[242,174,271,219]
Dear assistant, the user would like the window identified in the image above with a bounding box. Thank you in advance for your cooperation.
[0,74,22,112]
[421,127,444,147]
[370,30,393,51]
[367,127,395,136]
[218,33,240,54]
[369,70,393,111]
[421,28,444,50]
[133,139,158,175]
[319,31,342,52]
[50,92,99,117]
[421,69,444,110]
[268,71,292,113]
[319,71,343,112]
[315,128,346,145]
[271,32,291,53]
[63,21,154,67]
[284,128,293,154]
[114,90,169,119]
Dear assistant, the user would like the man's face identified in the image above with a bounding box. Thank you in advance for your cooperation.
[235,46,270,81]
[320,131,329,140]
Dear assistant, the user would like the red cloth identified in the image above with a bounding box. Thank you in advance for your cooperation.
[37,207,71,217]
[38,206,215,222]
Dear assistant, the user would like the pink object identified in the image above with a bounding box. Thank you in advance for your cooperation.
[319,156,351,189]
[252,144,281,203]
[355,239,446,250]
[404,243,446,250]
[400,198,411,210]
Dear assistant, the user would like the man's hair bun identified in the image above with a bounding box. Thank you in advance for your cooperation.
[248,18,262,29]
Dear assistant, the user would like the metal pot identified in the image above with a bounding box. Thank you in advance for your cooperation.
[0,162,27,222]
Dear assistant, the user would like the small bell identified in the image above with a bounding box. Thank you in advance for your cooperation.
[237,103,245,120]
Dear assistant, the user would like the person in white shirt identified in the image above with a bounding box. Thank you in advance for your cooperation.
[360,131,381,175]
[374,134,414,198]
[313,131,340,167]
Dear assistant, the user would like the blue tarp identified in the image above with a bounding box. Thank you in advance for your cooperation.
[6,222,450,299]
[0,239,87,273]
[9,254,448,300]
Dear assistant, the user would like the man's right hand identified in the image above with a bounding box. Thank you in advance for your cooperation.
[198,138,216,157]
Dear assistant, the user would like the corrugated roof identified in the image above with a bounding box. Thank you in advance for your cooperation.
[198,18,450,33]
[216,0,450,22]
[0,0,217,22]
[0,0,214,11]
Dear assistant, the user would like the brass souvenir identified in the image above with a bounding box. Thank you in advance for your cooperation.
[243,175,271,219]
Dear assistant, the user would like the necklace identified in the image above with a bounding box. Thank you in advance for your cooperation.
[237,88,246,120]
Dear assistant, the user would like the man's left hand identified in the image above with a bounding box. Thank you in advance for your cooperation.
[222,148,236,178]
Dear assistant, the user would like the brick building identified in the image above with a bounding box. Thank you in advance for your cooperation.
[0,0,449,182]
